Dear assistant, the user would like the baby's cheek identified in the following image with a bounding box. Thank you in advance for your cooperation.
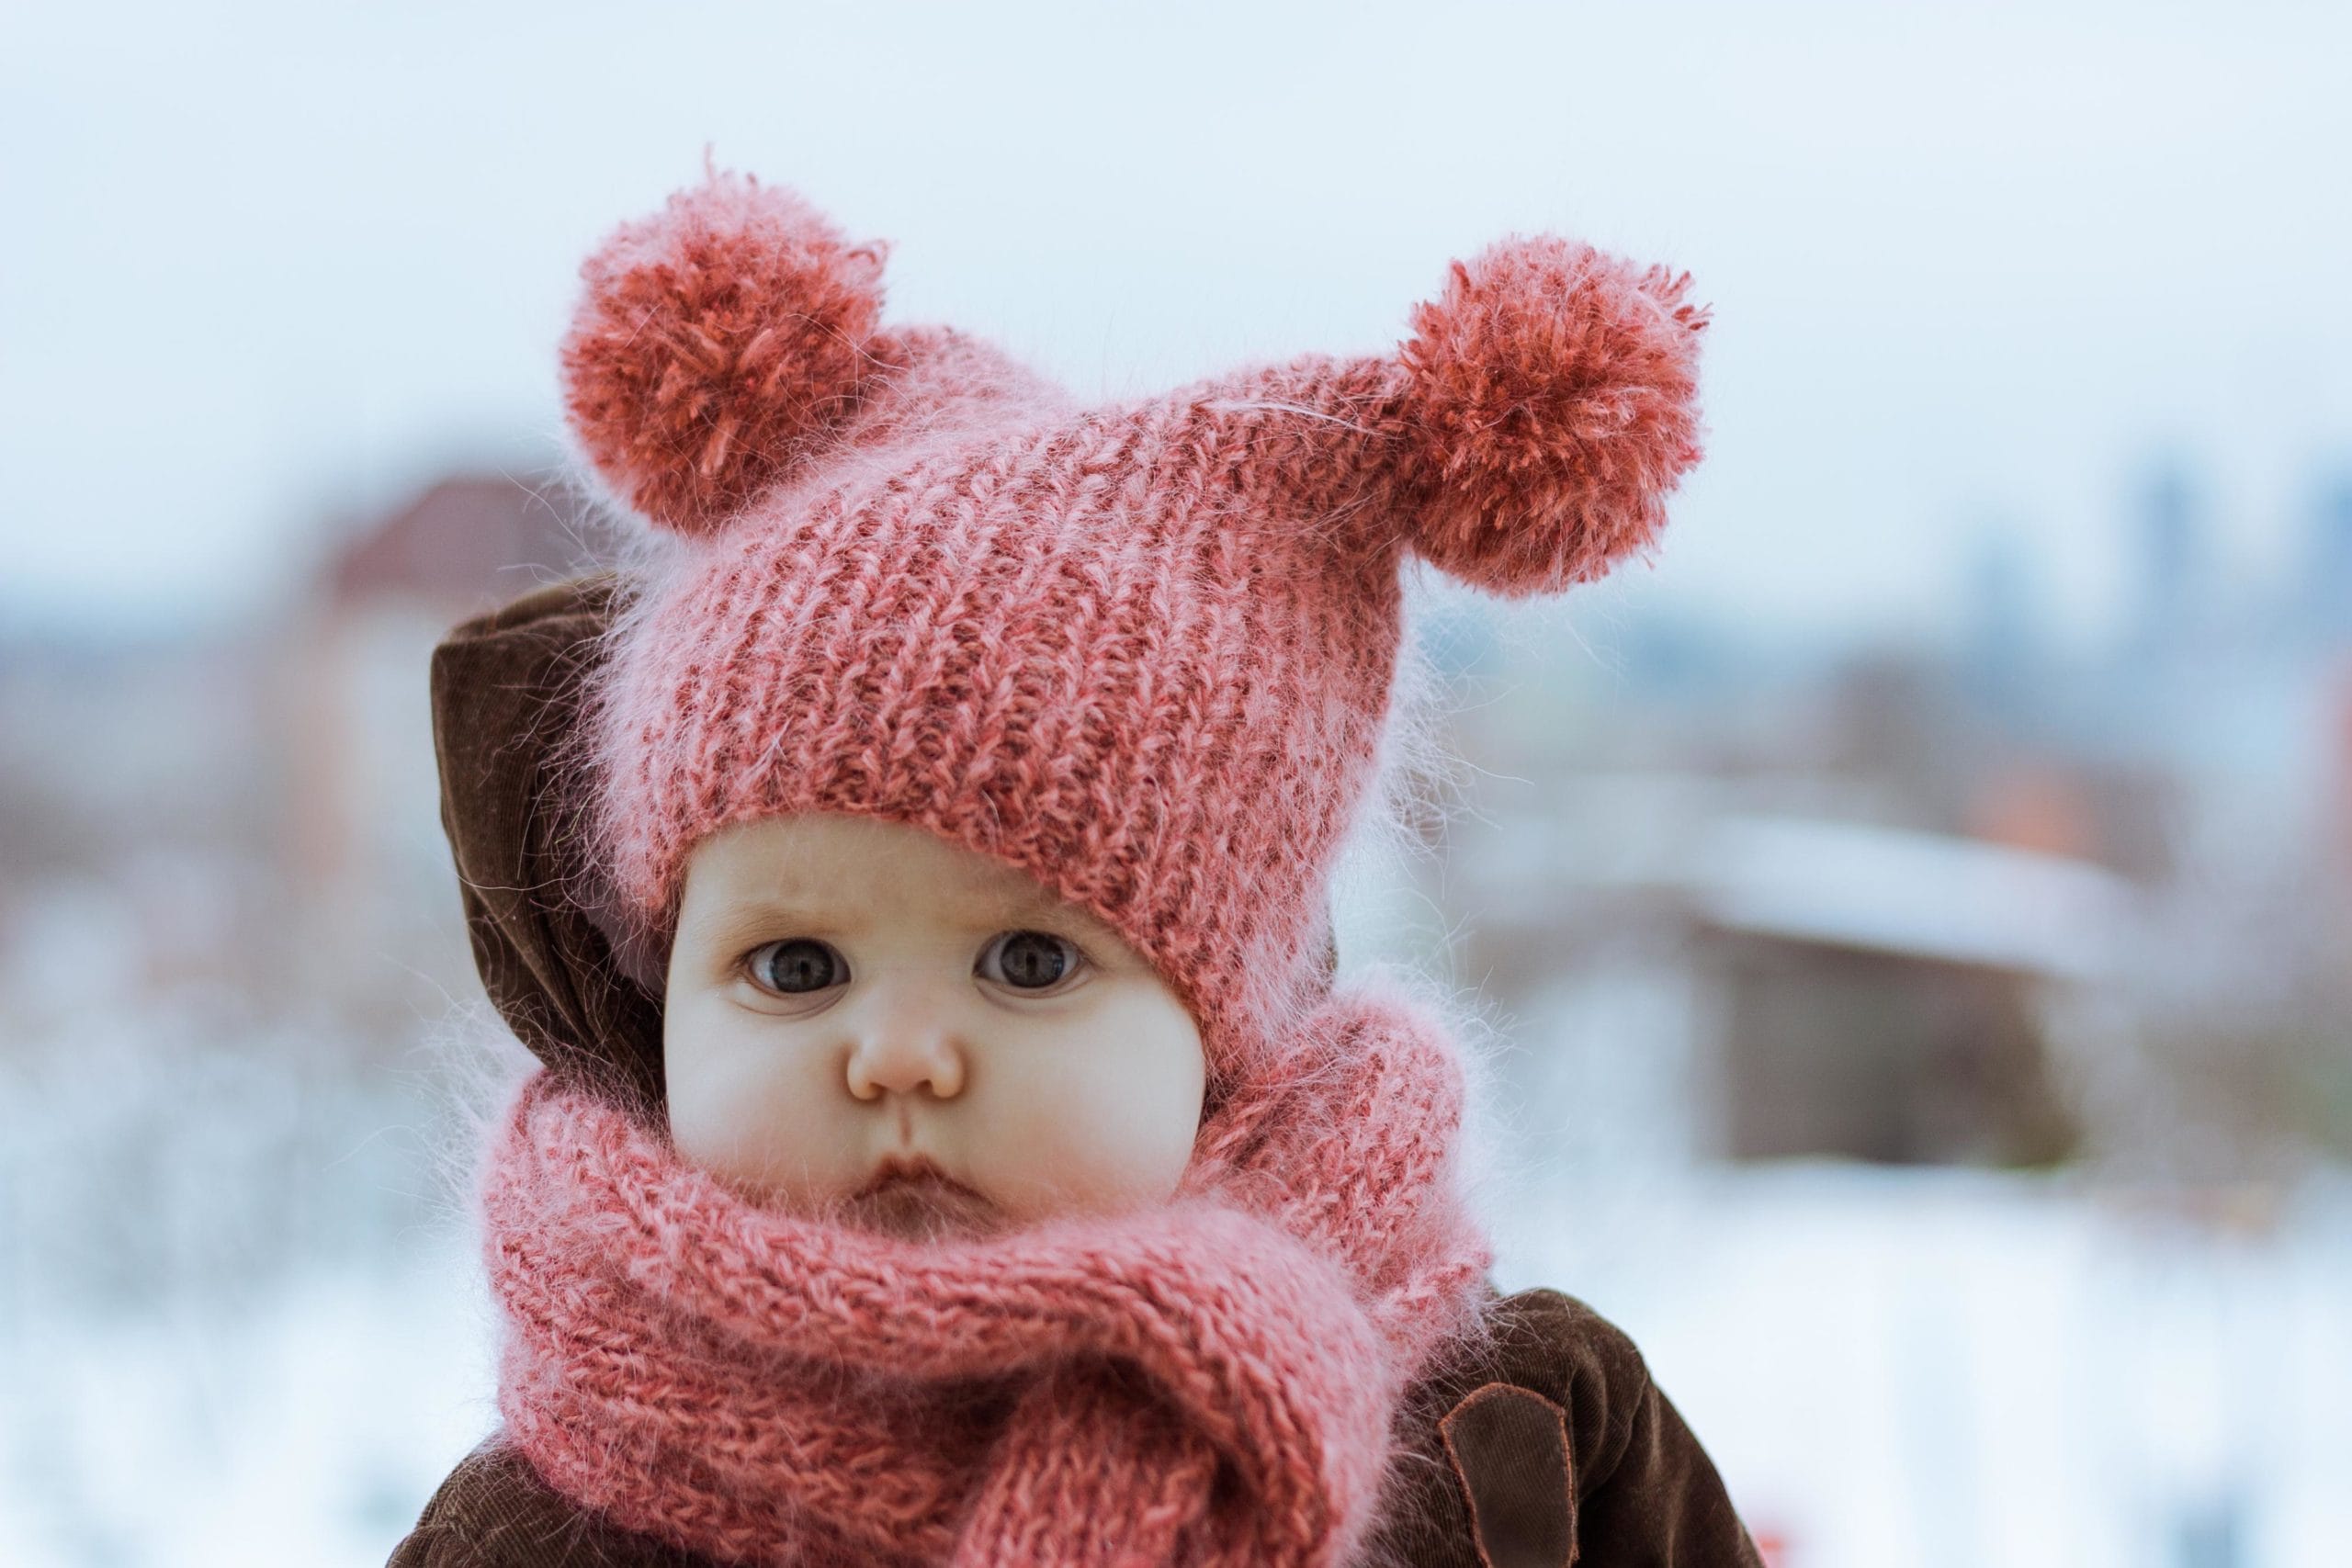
[980,1034,1203,1219]
[666,1012,856,1206]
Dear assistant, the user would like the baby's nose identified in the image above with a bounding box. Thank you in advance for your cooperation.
[842,1002,967,1100]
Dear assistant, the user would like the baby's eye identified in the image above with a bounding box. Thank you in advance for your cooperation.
[976,930,1083,991]
[746,938,848,995]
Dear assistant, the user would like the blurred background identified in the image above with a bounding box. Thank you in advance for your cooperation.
[5,4,2349,1564]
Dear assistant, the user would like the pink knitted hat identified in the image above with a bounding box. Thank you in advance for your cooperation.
[569,170,1707,1079]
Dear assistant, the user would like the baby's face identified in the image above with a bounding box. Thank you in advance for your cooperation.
[662,813,1207,1240]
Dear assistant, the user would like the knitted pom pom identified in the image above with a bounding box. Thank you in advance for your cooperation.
[560,170,889,536]
[1397,236,1709,597]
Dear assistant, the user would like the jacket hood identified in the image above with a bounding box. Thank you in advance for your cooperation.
[431,572,667,1110]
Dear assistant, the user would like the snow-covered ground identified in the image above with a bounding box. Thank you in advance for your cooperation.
[1489,1164,2352,1568]
[5,1148,2345,1567]
[0,1238,493,1567]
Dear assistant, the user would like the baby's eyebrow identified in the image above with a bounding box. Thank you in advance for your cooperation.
[707,884,1091,935]
[970,882,1071,923]
[698,892,831,942]
[729,891,821,919]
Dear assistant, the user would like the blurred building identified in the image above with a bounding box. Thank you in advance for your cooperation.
[274,472,603,1043]
[1447,791,2110,1168]
[1689,818,2105,1166]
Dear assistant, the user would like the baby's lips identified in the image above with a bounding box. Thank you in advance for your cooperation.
[854,1152,978,1199]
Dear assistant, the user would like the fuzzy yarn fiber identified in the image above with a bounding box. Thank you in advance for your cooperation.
[481,983,1492,1567]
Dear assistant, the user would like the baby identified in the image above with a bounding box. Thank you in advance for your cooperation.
[392,170,1761,1567]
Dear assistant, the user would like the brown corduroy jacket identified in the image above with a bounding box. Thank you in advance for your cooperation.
[390,575,1765,1568]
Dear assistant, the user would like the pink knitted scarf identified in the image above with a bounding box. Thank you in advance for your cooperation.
[480,985,1492,1567]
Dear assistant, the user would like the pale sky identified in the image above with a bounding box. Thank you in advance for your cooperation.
[5,1,2347,646]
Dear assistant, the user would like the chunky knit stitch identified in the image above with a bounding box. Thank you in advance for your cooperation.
[566,170,1708,1078]
[481,983,1494,1567]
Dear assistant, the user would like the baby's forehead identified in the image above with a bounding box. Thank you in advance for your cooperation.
[686,814,1105,935]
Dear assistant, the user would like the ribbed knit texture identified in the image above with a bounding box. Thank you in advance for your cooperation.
[567,170,1708,1077]
[481,983,1494,1567]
